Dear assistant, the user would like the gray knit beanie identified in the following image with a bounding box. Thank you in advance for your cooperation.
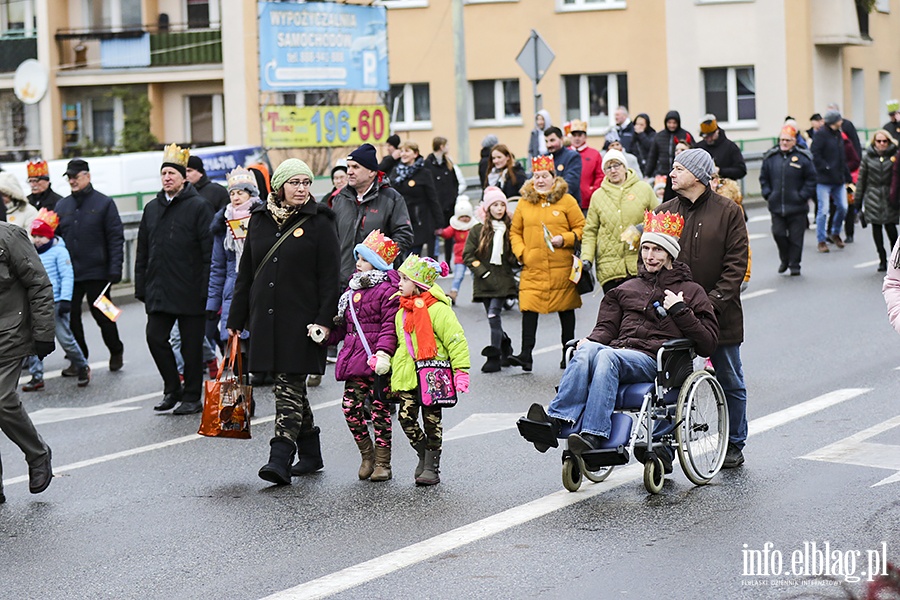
[673,148,715,186]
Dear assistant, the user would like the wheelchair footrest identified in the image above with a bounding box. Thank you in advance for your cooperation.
[516,418,560,450]
[581,446,630,470]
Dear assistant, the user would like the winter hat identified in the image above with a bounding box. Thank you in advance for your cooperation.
[673,148,715,186]
[887,99,899,114]
[399,254,449,290]
[271,158,314,193]
[640,210,685,259]
[602,149,628,172]
[347,143,379,172]
[653,175,667,193]
[330,163,348,179]
[354,229,400,271]
[481,186,508,212]
[64,158,89,178]
[226,166,259,196]
[604,128,621,144]
[824,110,842,126]
[0,171,26,202]
[699,114,718,135]
[161,143,189,177]
[30,208,58,239]
[27,158,49,180]
[481,134,499,149]
[187,155,205,174]
[449,198,475,231]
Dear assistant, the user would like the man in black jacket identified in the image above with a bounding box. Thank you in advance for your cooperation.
[135,145,214,415]
[55,159,126,372]
[811,111,852,252]
[646,110,694,178]
[26,159,62,211]
[759,126,817,276]
[696,114,747,182]
[186,155,229,213]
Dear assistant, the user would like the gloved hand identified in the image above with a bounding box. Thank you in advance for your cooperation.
[108,274,122,284]
[373,350,392,375]
[367,355,378,371]
[454,370,469,394]
[57,300,71,317]
[35,340,55,360]
[307,324,329,344]
[207,310,219,321]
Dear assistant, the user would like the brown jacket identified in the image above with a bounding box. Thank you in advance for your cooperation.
[586,260,718,358]
[657,187,748,345]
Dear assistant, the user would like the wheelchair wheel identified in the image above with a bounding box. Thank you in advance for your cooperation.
[582,464,613,483]
[642,455,664,494]
[562,456,583,492]
[675,370,729,486]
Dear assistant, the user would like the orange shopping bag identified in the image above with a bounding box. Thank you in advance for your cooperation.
[199,335,252,439]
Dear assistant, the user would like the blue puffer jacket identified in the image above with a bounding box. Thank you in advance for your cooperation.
[36,237,75,302]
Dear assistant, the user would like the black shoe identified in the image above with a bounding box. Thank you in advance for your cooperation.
[0,487,5,504]
[722,442,745,468]
[61,364,78,377]
[154,391,182,411]
[790,267,801,276]
[481,346,502,373]
[508,353,533,372]
[172,400,203,415]
[518,403,561,453]
[29,448,53,494]
[259,437,295,485]
[22,378,44,392]
[306,374,322,387]
[249,372,268,386]
[656,446,675,474]
[777,262,788,274]
[567,432,605,456]
[109,351,124,372]
[844,235,854,243]
[878,262,888,272]
[76,366,91,388]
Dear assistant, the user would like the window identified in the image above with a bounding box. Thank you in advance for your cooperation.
[390,83,431,130]
[703,66,755,126]
[85,0,141,29]
[1,0,35,36]
[875,0,889,12]
[469,79,520,126]
[851,68,865,127]
[879,72,892,125]
[378,0,429,8]
[557,0,626,12]
[562,73,627,131]
[187,94,224,143]
[186,0,220,29]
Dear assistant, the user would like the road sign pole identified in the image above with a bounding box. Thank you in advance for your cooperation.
[531,30,542,112]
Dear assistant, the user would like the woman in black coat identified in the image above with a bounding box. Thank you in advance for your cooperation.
[390,141,444,256]
[632,113,656,178]
[483,144,526,199]
[228,158,341,486]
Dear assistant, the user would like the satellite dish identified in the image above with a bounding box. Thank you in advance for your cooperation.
[14,59,48,105]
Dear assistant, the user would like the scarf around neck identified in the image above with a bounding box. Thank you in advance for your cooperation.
[266,193,300,228]
[392,156,424,185]
[224,200,256,272]
[490,220,506,265]
[336,270,390,322]
[399,291,440,360]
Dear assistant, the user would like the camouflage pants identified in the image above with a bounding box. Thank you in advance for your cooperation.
[342,377,392,447]
[397,390,442,451]
[273,373,315,441]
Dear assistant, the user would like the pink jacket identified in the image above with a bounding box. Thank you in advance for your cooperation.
[883,245,900,334]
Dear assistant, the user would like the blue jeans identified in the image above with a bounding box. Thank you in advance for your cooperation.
[170,322,217,373]
[451,262,466,293]
[710,343,747,448]
[27,302,89,379]
[816,183,847,243]
[548,341,657,438]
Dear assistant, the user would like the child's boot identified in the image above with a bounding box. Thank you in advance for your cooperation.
[356,436,375,480]
[291,426,324,475]
[370,445,392,481]
[481,346,501,373]
[415,449,441,486]
[413,438,427,478]
[259,437,295,485]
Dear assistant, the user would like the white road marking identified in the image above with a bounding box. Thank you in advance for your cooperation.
[444,413,523,441]
[29,392,155,425]
[800,414,900,487]
[854,260,881,269]
[748,214,772,223]
[741,288,776,300]
[17,360,108,385]
[533,344,562,356]
[748,233,767,241]
[259,388,872,600]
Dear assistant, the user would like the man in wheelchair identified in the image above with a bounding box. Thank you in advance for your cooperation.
[522,211,718,471]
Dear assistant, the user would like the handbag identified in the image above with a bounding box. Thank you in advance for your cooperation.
[199,335,252,439]
[348,294,390,404]
[572,238,595,295]
[402,315,457,408]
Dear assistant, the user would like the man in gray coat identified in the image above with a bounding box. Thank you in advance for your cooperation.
[0,207,56,502]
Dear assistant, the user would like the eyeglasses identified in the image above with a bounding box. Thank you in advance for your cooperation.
[875,139,890,144]
[284,179,313,188]
[605,162,625,170]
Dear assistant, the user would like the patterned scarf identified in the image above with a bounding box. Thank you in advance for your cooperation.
[336,270,390,323]
[391,156,424,185]
[266,192,300,228]
[399,291,440,360]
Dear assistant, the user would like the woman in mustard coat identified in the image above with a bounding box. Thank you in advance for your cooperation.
[509,155,585,371]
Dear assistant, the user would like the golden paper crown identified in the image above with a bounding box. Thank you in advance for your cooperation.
[34,208,59,231]
[361,229,399,265]
[162,143,190,168]
[27,158,49,178]
[531,155,555,173]
[569,119,588,133]
[643,210,684,239]
[227,166,257,190]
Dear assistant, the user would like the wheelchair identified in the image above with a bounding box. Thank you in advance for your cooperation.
[516,338,729,494]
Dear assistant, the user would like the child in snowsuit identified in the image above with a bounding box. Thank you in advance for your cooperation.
[392,255,470,485]
[440,197,475,305]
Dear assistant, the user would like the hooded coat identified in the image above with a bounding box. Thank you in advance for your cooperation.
[646,111,694,177]
[528,109,552,161]
[510,177,584,314]
[632,113,656,176]
[695,128,747,181]
[858,142,900,226]
[227,198,340,375]
[424,153,460,228]
[581,169,658,287]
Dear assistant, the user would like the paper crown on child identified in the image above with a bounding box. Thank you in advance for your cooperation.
[226,166,259,196]
[161,143,190,175]
[531,154,555,174]
[568,119,588,134]
[399,254,449,290]
[640,210,684,259]
[354,229,400,271]
[27,158,49,179]
[30,208,59,239]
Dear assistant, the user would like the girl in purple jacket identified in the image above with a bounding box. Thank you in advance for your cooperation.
[328,229,401,482]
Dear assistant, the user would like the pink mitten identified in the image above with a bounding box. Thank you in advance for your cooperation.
[454,370,470,394]
[367,355,378,371]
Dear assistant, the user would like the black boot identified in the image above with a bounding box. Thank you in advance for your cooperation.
[291,426,324,475]
[259,437,295,485]
[500,333,513,367]
[481,346,502,373]
[508,351,533,371]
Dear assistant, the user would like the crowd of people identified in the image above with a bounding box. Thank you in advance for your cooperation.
[2,99,900,503]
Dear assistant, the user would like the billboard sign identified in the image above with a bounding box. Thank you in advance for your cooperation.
[258,2,389,92]
[262,105,389,148]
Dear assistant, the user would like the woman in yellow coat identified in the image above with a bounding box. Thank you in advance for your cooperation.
[509,155,585,371]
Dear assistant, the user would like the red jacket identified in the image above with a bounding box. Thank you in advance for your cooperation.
[577,145,604,209]
[440,226,470,264]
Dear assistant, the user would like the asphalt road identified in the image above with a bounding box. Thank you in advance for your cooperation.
[1,204,898,600]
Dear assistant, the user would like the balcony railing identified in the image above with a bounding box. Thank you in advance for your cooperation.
[0,35,38,73]
[55,22,221,70]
